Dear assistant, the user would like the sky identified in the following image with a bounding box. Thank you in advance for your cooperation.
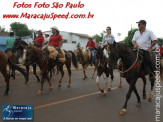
[0,0,163,41]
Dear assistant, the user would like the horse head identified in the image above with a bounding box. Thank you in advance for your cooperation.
[95,46,108,70]
[107,41,120,69]
[23,45,36,65]
[75,47,83,61]
[13,38,28,53]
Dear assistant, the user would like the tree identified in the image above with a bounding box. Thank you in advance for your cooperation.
[0,26,6,32]
[10,22,32,37]
[158,38,163,45]
[94,30,106,42]
[123,28,138,48]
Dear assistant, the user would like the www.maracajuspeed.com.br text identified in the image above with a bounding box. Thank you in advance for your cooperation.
[3,12,94,20]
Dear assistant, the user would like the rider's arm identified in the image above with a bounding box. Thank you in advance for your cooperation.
[132,41,138,49]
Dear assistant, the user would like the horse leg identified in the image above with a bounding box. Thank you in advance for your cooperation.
[141,76,147,100]
[120,79,136,115]
[108,70,114,91]
[58,64,64,88]
[133,86,141,107]
[33,64,40,82]
[119,74,122,88]
[11,68,15,79]
[148,78,154,102]
[1,69,10,96]
[83,65,87,80]
[103,77,108,96]
[37,74,46,95]
[66,63,72,88]
[92,67,96,79]
[47,74,53,91]
[96,76,104,93]
[25,65,29,84]
[49,69,53,79]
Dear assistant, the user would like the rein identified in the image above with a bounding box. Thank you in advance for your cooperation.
[117,48,140,74]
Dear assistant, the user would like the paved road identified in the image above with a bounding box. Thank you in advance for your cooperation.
[0,68,163,122]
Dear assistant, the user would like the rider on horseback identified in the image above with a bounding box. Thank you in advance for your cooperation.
[102,26,115,45]
[33,30,44,49]
[5,32,15,52]
[132,20,158,78]
[86,36,95,66]
[49,26,69,62]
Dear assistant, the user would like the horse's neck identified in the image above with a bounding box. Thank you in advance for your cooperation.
[117,45,137,68]
[103,49,109,59]
[33,48,44,61]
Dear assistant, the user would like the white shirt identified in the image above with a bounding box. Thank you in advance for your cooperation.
[44,37,49,46]
[132,29,157,50]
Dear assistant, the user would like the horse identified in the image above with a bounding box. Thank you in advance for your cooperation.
[75,47,95,79]
[23,45,78,94]
[0,50,26,95]
[107,42,162,115]
[5,48,18,79]
[13,39,40,83]
[94,46,122,96]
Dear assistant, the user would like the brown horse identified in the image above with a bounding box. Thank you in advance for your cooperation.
[75,47,95,79]
[23,45,78,94]
[0,50,26,95]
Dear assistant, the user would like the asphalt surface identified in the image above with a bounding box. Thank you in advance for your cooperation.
[0,68,163,122]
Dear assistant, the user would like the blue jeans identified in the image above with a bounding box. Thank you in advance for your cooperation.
[89,49,94,64]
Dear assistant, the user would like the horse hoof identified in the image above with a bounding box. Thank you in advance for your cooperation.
[4,92,8,96]
[100,89,104,93]
[37,90,43,95]
[108,88,111,91]
[67,84,71,88]
[48,87,53,91]
[103,93,107,96]
[143,96,146,100]
[148,98,152,102]
[120,109,126,115]
[136,102,141,107]
[83,78,85,80]
[58,85,62,88]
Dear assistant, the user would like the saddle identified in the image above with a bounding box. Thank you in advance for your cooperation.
[47,46,66,63]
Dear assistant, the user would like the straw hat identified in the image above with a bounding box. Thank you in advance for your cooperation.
[51,26,59,31]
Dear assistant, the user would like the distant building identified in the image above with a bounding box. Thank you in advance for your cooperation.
[0,31,92,51]
[0,32,9,51]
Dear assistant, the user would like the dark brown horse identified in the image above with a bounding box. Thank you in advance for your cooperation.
[13,39,40,83]
[95,46,122,96]
[23,45,78,94]
[107,42,162,115]
[0,50,26,95]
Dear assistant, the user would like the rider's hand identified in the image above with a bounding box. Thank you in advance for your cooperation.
[147,47,152,53]
[134,44,138,49]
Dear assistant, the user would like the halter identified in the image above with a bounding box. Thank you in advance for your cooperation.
[117,48,140,74]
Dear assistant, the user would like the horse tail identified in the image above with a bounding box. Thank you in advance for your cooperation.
[8,59,27,80]
[68,51,78,69]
